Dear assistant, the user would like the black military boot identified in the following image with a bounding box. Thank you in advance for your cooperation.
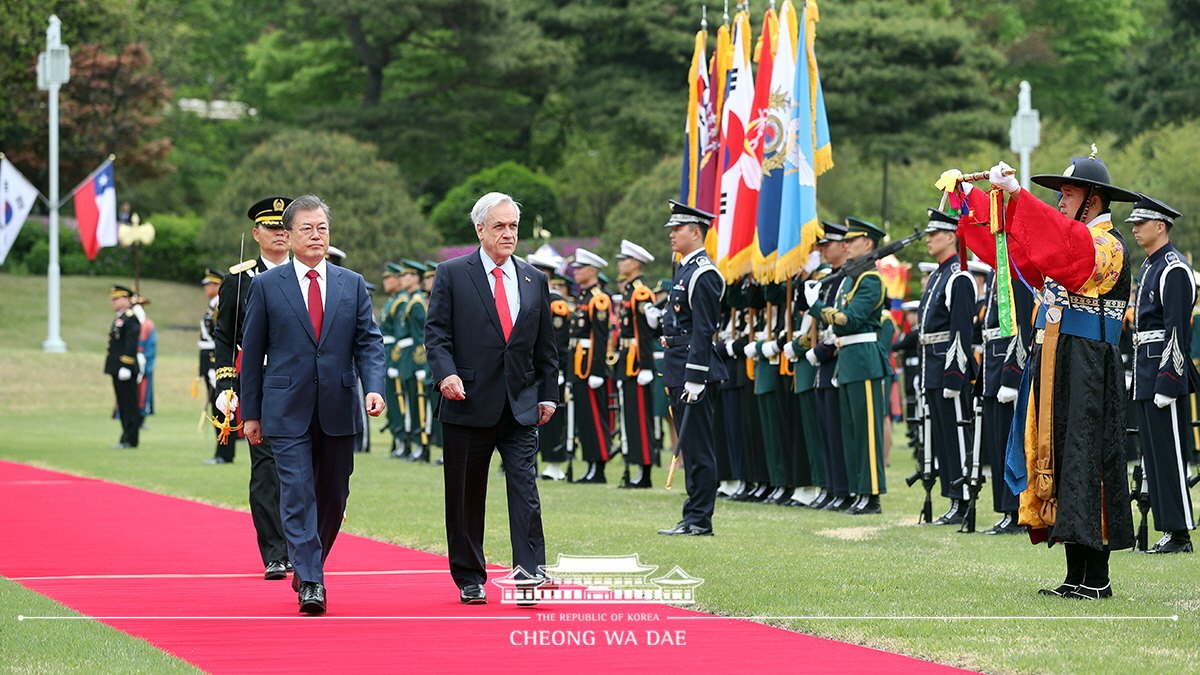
[1039,543,1087,597]
[1148,531,1194,554]
[1067,547,1113,599]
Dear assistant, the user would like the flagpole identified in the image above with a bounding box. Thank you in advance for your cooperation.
[39,15,70,353]
[62,155,116,204]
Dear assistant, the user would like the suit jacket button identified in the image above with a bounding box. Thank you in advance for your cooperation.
[313,378,318,384]
[316,351,322,357]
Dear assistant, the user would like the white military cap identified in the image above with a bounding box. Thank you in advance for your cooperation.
[616,239,655,264]
[967,260,992,275]
[900,300,921,311]
[918,262,938,274]
[525,253,559,271]
[571,248,609,269]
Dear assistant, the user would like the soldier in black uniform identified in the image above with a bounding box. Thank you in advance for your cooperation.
[528,253,573,480]
[918,208,977,525]
[200,268,235,464]
[615,239,660,488]
[211,196,291,581]
[570,248,614,483]
[1128,194,1196,553]
[106,285,141,449]
[657,200,727,536]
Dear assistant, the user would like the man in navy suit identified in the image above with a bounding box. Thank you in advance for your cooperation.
[240,194,386,614]
[425,192,559,604]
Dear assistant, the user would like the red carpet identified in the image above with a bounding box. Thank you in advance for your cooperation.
[1,461,976,674]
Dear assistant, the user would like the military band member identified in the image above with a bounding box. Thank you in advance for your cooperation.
[379,262,409,456]
[211,196,291,581]
[918,209,976,525]
[528,254,573,480]
[106,285,141,449]
[395,260,431,462]
[657,200,727,536]
[570,248,614,483]
[1128,194,1195,554]
[956,155,1137,599]
[805,218,890,514]
[200,269,234,464]
[615,240,660,488]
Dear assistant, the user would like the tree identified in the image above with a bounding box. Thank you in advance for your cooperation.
[198,129,441,280]
[1110,0,1200,134]
[428,161,562,244]
[600,155,681,284]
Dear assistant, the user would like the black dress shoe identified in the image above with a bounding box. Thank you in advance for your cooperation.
[657,522,713,536]
[928,500,964,525]
[460,583,487,604]
[807,491,832,510]
[981,512,1023,535]
[202,457,233,465]
[1149,532,1194,554]
[1065,583,1113,600]
[1037,584,1078,597]
[848,495,882,515]
[821,495,852,511]
[298,581,326,614]
[264,560,288,580]
[292,574,302,592]
[284,560,294,572]
[110,443,134,449]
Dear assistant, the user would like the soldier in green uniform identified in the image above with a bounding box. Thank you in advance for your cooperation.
[423,260,445,463]
[106,285,141,449]
[395,260,431,462]
[379,262,409,457]
[744,283,789,503]
[803,218,890,515]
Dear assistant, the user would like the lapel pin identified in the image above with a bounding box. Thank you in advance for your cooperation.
[524,276,530,282]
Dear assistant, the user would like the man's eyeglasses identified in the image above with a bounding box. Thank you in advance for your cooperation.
[295,225,329,237]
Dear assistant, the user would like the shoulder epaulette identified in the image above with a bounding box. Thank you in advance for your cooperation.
[1166,251,1180,264]
[123,308,136,317]
[697,256,713,267]
[229,259,256,275]
[406,294,428,313]
[551,299,571,316]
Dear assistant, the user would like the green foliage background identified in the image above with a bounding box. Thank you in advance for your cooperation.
[428,161,562,244]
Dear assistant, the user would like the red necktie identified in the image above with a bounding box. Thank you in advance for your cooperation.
[492,267,512,341]
[306,269,323,342]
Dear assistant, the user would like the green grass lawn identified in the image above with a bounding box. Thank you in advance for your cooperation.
[2,273,1198,674]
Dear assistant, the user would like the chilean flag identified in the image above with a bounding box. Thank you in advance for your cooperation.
[74,160,117,261]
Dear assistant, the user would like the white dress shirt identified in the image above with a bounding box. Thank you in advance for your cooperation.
[480,248,520,321]
[294,257,328,311]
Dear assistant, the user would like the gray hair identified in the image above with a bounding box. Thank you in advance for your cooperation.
[282,194,332,230]
[471,192,520,227]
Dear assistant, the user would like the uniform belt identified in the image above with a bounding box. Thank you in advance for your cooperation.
[904,356,920,367]
[197,339,215,350]
[920,331,950,345]
[577,338,592,349]
[661,335,690,347]
[383,335,396,345]
[836,332,877,347]
[1133,330,1165,346]
[398,337,414,349]
[981,327,1003,342]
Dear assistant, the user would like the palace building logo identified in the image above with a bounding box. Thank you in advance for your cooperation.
[493,554,704,605]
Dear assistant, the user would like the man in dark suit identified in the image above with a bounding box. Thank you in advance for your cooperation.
[240,194,386,615]
[425,192,559,605]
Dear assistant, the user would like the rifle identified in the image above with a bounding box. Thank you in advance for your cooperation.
[616,379,631,486]
[952,396,986,533]
[905,383,937,524]
[820,226,929,288]
[1128,426,1151,551]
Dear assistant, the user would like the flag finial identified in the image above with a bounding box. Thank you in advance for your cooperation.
[701,5,707,30]
[723,0,729,24]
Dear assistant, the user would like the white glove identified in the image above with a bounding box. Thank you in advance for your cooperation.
[960,181,974,196]
[743,342,759,359]
[636,369,654,386]
[1155,393,1175,409]
[989,161,1019,194]
[805,349,819,366]
[117,367,132,381]
[803,280,821,307]
[761,341,780,358]
[415,370,426,381]
[137,352,146,373]
[943,388,960,399]
[783,342,796,360]
[387,367,399,379]
[683,381,705,403]
[558,372,565,386]
[725,339,737,357]
[588,376,604,389]
[216,391,239,414]
[911,375,921,391]
[206,369,216,389]
[996,385,1018,404]
[644,305,663,329]
[803,250,822,274]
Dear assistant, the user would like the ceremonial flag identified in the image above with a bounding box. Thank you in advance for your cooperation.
[715,11,757,277]
[775,0,831,282]
[705,18,735,258]
[74,159,117,261]
[876,254,911,308]
[754,0,796,281]
[680,28,708,207]
[0,158,40,266]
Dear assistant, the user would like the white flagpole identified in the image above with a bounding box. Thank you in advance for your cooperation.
[38,15,70,353]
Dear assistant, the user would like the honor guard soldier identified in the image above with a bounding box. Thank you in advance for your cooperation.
[380,262,410,456]
[395,260,432,462]
[106,285,142,449]
[423,260,445,461]
[616,240,660,488]
[918,209,977,525]
[977,257,1034,535]
[528,254,573,480]
[570,248,615,483]
[200,269,235,464]
[803,221,853,510]
[211,196,291,581]
[1128,195,1195,553]
[805,218,891,514]
[657,200,727,535]
[954,154,1137,599]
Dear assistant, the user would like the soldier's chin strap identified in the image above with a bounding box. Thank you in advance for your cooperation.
[1074,186,1094,223]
